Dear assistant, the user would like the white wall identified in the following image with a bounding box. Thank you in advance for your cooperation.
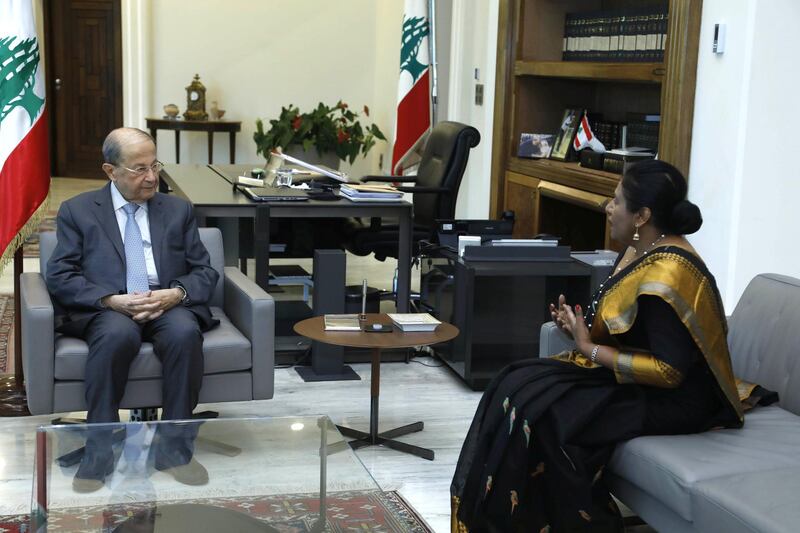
[447,0,499,219]
[688,0,800,311]
[130,1,402,178]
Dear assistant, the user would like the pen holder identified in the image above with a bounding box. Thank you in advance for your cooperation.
[275,171,293,187]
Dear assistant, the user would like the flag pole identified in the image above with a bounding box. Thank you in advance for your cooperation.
[14,246,23,387]
[428,0,438,125]
[0,246,30,416]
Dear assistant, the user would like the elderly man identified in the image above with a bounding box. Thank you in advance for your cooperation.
[47,128,219,491]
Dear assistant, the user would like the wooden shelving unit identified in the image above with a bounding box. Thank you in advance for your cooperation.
[514,60,665,83]
[489,0,702,249]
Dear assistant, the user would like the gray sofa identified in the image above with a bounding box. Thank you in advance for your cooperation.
[539,273,800,532]
[20,227,275,416]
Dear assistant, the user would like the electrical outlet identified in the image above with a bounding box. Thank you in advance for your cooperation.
[475,84,484,106]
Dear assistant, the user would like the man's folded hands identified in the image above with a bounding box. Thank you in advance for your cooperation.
[101,288,183,323]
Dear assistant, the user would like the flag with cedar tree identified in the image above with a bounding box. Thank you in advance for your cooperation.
[391,0,432,174]
[0,0,50,271]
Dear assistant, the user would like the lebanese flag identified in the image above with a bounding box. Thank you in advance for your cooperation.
[0,0,50,271]
[391,0,432,174]
[573,113,606,153]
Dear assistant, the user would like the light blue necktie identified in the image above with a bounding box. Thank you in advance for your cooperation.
[123,203,150,294]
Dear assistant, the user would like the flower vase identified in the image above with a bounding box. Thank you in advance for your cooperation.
[284,146,341,171]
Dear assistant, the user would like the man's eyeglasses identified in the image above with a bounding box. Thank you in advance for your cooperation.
[118,161,164,177]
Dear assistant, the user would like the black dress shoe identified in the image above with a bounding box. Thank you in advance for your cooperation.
[155,457,209,486]
[73,452,115,493]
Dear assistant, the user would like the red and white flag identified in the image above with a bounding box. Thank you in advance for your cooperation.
[0,0,50,270]
[573,113,606,153]
[391,0,432,174]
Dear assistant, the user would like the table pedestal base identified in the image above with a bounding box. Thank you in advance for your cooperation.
[291,319,459,463]
[335,345,434,460]
[295,365,361,382]
[336,422,434,460]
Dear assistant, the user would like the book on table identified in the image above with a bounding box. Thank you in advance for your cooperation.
[323,314,362,331]
[387,313,441,332]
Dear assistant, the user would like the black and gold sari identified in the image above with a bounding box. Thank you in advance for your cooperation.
[451,246,750,533]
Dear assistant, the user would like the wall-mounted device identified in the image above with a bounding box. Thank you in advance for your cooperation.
[713,23,726,54]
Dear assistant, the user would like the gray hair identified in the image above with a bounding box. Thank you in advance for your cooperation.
[102,128,155,166]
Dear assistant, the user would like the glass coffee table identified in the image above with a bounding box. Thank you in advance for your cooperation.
[31,416,380,532]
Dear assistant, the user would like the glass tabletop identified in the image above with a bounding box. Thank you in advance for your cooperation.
[31,416,379,532]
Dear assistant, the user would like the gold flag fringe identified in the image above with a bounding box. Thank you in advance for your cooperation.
[0,192,52,275]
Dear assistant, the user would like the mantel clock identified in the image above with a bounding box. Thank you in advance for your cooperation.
[184,74,208,121]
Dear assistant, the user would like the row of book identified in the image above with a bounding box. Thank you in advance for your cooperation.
[562,6,669,63]
[590,113,661,152]
[591,120,625,152]
[627,119,660,153]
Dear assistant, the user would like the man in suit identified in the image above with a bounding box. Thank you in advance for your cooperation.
[47,127,219,491]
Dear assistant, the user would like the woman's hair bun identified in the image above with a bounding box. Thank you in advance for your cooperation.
[669,199,702,235]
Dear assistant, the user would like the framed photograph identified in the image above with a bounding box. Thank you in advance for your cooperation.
[549,108,583,161]
[517,133,554,159]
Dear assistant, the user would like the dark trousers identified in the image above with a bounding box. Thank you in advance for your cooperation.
[81,306,204,424]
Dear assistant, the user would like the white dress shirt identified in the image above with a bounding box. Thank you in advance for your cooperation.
[110,182,160,286]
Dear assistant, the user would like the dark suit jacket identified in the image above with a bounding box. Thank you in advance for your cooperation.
[46,183,220,336]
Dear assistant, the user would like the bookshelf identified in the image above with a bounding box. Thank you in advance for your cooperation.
[489,0,702,249]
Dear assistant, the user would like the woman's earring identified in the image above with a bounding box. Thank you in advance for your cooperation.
[633,225,640,241]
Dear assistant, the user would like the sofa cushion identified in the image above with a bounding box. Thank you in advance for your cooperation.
[728,274,800,416]
[692,467,800,533]
[54,307,251,380]
[608,405,800,522]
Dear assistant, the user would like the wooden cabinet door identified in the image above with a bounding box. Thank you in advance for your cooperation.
[503,171,539,238]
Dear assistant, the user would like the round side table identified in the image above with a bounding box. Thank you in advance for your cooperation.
[294,313,458,460]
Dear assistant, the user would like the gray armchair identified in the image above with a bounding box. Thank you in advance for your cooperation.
[20,227,274,416]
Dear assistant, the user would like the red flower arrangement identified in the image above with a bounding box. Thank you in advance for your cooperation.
[254,101,385,164]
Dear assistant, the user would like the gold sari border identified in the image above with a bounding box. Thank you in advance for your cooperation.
[614,352,636,384]
[593,249,743,422]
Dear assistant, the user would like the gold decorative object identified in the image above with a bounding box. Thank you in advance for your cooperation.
[210,101,226,120]
[163,103,179,119]
[184,74,208,121]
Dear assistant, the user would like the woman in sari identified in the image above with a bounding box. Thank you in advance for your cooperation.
[451,160,746,532]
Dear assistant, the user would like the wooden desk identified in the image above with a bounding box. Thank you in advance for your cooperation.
[294,314,459,460]
[159,164,414,313]
[146,118,241,164]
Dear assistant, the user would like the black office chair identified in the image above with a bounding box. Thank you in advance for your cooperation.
[345,121,481,261]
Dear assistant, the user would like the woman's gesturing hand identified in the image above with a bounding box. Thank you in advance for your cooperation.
[561,301,593,353]
[549,294,573,338]
[549,294,592,349]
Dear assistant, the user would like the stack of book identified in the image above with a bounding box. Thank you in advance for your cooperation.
[339,184,403,203]
[387,313,441,332]
[562,5,669,63]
